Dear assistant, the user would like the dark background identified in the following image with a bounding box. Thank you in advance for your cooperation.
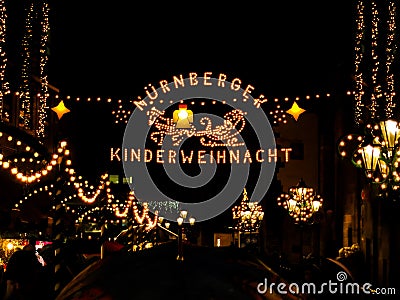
[47,1,354,96]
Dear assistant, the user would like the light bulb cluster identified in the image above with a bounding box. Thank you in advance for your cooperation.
[338,119,400,191]
[277,179,323,225]
[232,188,264,232]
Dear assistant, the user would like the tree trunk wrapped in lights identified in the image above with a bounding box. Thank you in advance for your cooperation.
[51,175,67,298]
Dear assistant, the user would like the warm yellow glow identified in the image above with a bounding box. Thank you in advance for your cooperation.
[286,101,306,121]
[178,109,188,120]
[6,242,13,251]
[177,217,183,226]
[51,100,70,119]
[361,144,380,172]
[180,210,188,219]
[380,120,400,155]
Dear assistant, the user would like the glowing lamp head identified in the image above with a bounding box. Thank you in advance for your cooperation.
[288,199,297,212]
[312,199,322,212]
[177,217,184,226]
[180,210,188,219]
[379,119,400,151]
[178,109,188,120]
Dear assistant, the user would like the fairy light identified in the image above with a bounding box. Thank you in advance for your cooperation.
[73,187,158,231]
[385,1,396,118]
[369,0,380,120]
[37,1,50,141]
[354,0,365,126]
[0,132,68,184]
[71,173,108,204]
[0,0,10,120]
[15,184,54,209]
[148,107,247,147]
[19,1,35,129]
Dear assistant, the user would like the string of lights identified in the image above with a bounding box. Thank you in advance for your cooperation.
[385,0,396,119]
[0,0,9,120]
[51,92,330,126]
[354,0,365,126]
[19,1,35,130]
[37,1,50,141]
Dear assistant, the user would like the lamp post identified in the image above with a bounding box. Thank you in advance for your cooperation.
[232,188,264,249]
[277,179,323,260]
[176,210,195,261]
[338,120,400,284]
[277,179,323,225]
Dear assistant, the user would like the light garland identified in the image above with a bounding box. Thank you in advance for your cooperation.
[354,0,365,126]
[0,0,9,120]
[353,0,399,125]
[385,0,396,119]
[112,190,158,231]
[51,92,328,126]
[0,132,68,184]
[19,1,35,130]
[14,184,54,210]
[369,0,380,120]
[37,1,50,140]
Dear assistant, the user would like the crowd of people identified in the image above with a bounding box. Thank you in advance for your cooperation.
[0,239,53,300]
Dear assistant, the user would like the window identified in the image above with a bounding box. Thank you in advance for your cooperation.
[123,177,132,184]
[109,174,119,184]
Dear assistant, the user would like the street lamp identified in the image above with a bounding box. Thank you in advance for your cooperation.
[176,210,195,261]
[277,178,323,225]
[277,179,323,261]
[338,119,400,192]
[232,188,264,248]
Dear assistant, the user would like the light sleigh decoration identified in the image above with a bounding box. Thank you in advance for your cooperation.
[147,107,246,148]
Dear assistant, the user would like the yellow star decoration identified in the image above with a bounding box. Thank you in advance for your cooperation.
[286,101,306,121]
[51,100,70,119]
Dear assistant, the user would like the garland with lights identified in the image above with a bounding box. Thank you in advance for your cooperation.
[339,0,400,194]
[0,0,10,119]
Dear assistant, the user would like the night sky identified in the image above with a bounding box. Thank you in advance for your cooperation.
[47,1,355,97]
